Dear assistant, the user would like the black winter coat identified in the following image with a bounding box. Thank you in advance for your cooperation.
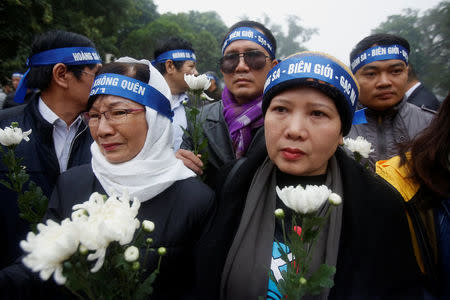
[48,164,216,299]
[0,164,216,299]
[202,136,424,299]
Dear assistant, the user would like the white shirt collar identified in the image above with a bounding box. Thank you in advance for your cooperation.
[405,82,421,99]
[38,96,83,127]
[38,96,60,125]
[171,93,189,110]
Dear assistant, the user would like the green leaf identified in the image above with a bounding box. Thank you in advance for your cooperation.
[0,179,12,189]
[134,270,158,299]
[306,264,336,295]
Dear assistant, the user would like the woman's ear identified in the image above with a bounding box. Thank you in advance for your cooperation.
[52,63,69,89]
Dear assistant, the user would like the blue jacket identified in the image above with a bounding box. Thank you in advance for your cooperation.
[0,93,93,269]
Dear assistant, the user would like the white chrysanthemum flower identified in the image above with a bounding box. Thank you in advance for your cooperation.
[276,185,332,214]
[328,193,342,205]
[343,136,374,158]
[71,209,88,222]
[142,220,155,233]
[72,191,141,272]
[124,246,139,262]
[20,218,80,285]
[0,125,32,146]
[184,74,211,91]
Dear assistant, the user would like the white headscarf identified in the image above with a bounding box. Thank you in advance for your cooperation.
[91,57,196,202]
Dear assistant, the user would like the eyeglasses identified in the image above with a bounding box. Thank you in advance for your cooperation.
[82,108,145,127]
[219,50,270,74]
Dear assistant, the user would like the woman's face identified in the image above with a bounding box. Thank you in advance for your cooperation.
[264,86,343,176]
[89,95,148,164]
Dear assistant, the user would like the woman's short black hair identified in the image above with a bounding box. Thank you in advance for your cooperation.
[86,62,150,110]
[27,30,98,91]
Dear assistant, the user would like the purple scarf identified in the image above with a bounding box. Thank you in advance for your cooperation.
[222,87,264,158]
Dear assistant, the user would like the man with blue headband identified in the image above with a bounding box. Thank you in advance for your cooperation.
[347,33,434,170]
[0,30,102,269]
[153,37,199,152]
[176,20,278,189]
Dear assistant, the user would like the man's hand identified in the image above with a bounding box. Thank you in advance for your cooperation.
[175,149,204,175]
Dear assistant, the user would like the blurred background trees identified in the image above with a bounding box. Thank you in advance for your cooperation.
[0,0,315,87]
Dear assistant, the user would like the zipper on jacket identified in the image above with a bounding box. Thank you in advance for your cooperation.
[377,115,387,159]
[67,123,89,169]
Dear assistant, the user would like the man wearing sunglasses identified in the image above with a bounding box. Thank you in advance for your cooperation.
[152,37,199,152]
[176,20,278,190]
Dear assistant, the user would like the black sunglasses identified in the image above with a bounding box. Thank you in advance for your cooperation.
[219,50,270,74]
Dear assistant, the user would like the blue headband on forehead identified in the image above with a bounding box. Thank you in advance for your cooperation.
[12,73,23,78]
[222,27,275,58]
[205,73,218,82]
[14,47,101,103]
[151,49,196,65]
[264,53,359,119]
[90,73,174,122]
[350,44,409,73]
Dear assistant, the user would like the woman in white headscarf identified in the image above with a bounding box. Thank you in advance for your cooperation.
[46,57,216,298]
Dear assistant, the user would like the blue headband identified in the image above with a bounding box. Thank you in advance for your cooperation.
[205,73,218,82]
[222,27,275,58]
[151,49,196,65]
[90,73,174,121]
[14,47,101,103]
[264,53,359,118]
[12,73,23,78]
[350,44,409,73]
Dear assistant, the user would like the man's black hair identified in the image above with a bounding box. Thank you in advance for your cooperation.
[153,37,195,75]
[349,33,410,66]
[27,30,98,92]
[221,20,277,59]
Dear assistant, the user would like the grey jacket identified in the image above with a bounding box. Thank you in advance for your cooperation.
[348,97,434,170]
[181,100,263,189]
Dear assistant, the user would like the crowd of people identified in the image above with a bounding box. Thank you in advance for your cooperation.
[0,19,448,300]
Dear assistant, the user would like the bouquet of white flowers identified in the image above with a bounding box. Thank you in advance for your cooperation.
[271,184,342,299]
[20,191,165,299]
[0,122,47,232]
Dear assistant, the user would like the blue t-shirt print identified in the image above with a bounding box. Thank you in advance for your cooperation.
[267,242,294,300]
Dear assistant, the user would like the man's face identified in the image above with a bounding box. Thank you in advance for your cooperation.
[12,76,21,90]
[171,60,198,94]
[355,59,408,111]
[221,38,277,105]
[68,64,102,111]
